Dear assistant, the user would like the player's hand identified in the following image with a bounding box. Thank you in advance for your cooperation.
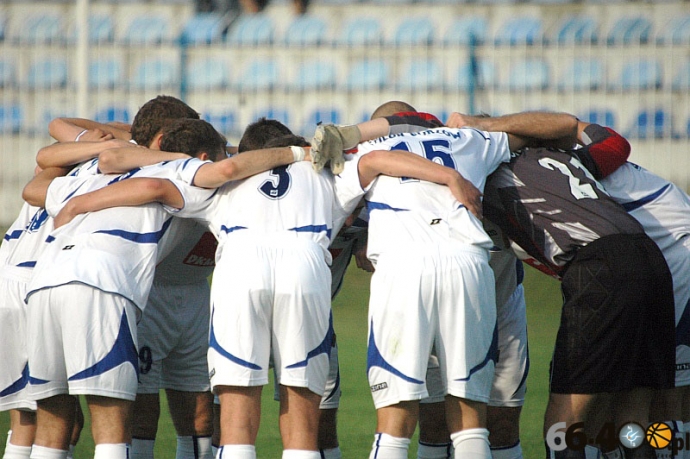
[354,246,375,273]
[311,124,360,174]
[106,121,132,132]
[445,112,474,129]
[54,200,80,229]
[449,174,483,220]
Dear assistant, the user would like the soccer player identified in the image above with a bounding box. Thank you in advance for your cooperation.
[445,111,676,459]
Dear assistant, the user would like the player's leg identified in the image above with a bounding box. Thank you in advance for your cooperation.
[317,331,341,458]
[166,389,214,459]
[417,355,452,459]
[278,385,322,452]
[445,396,491,459]
[130,394,160,459]
[32,395,77,452]
[4,410,36,459]
[67,400,84,459]
[215,385,262,458]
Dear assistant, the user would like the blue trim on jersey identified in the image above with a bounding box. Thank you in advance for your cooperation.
[3,229,23,243]
[0,363,29,397]
[366,201,409,213]
[16,261,36,268]
[208,307,262,370]
[286,312,334,369]
[29,376,50,385]
[454,322,499,382]
[62,182,87,203]
[94,217,172,244]
[676,297,690,348]
[288,224,332,239]
[366,320,424,384]
[45,235,55,243]
[69,309,138,381]
[220,225,247,235]
[621,184,670,212]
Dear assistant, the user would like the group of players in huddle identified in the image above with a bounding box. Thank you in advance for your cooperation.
[1,94,689,459]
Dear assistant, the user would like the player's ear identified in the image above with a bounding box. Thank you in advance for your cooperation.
[197,152,209,161]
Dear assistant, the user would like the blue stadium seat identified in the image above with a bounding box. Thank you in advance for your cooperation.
[28,58,68,89]
[0,14,6,42]
[554,15,598,45]
[507,58,549,91]
[131,59,177,90]
[443,16,488,46]
[226,14,274,46]
[88,58,122,89]
[232,58,279,91]
[180,13,228,45]
[0,103,22,133]
[204,111,238,136]
[17,13,63,44]
[339,17,383,46]
[495,16,544,46]
[446,59,497,91]
[656,15,690,45]
[557,58,604,92]
[93,106,131,124]
[290,60,336,91]
[580,109,616,129]
[284,15,327,47]
[607,16,652,45]
[618,58,662,91]
[69,14,114,43]
[392,17,435,46]
[252,107,290,126]
[185,58,229,90]
[397,59,443,91]
[343,59,389,91]
[0,59,16,88]
[626,108,676,139]
[672,60,690,92]
[123,15,169,44]
[305,108,341,126]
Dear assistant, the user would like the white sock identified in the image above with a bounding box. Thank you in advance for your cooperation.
[131,438,155,459]
[6,431,12,447]
[94,443,130,459]
[418,441,452,458]
[319,447,342,459]
[65,445,75,459]
[491,441,522,459]
[281,450,321,459]
[3,442,32,459]
[217,445,255,459]
[450,428,491,459]
[177,436,214,459]
[368,433,410,459]
[29,445,68,459]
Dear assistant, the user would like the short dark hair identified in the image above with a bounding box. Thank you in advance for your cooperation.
[130,95,199,147]
[159,119,227,161]
[238,118,293,153]
[263,134,310,149]
[371,100,417,119]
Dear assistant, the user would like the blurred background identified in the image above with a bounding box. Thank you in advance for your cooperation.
[1,0,689,227]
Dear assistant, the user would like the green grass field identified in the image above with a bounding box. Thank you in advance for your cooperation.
[0,261,562,457]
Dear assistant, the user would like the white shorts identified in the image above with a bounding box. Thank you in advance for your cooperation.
[273,334,341,410]
[666,239,690,386]
[0,272,36,411]
[489,284,528,407]
[208,236,332,397]
[367,245,497,409]
[137,281,211,394]
[423,285,528,407]
[26,284,139,401]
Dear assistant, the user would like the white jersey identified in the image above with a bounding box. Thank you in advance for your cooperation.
[178,161,340,265]
[26,158,213,310]
[601,162,690,319]
[335,128,511,263]
[153,219,216,285]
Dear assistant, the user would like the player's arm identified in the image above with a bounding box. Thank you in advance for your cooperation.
[22,166,71,208]
[445,111,579,152]
[98,146,191,174]
[358,149,484,218]
[573,121,630,179]
[53,177,183,228]
[36,138,132,169]
[192,146,309,188]
[49,117,131,143]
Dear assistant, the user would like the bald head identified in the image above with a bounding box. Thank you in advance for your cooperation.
[370,101,417,120]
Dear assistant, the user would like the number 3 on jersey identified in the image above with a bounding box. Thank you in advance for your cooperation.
[259,165,292,199]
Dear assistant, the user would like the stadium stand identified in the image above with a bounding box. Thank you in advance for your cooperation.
[606,16,652,45]
[343,58,389,91]
[231,58,279,91]
[506,57,549,91]
[626,108,677,140]
[656,14,690,44]
[130,58,178,90]
[0,103,22,133]
[289,60,337,91]
[580,109,616,130]
[27,57,68,89]
[557,57,604,92]
[184,57,229,90]
[15,12,63,44]
[225,13,275,46]
[554,14,598,45]
[88,57,123,89]
[391,16,435,46]
[617,58,662,91]
[0,59,15,88]
[446,59,497,91]
[179,13,228,45]
[122,14,170,44]
[397,58,443,91]
[442,16,488,45]
[495,16,544,46]
[672,59,690,92]
[339,16,383,46]
[93,106,131,124]
[283,14,328,46]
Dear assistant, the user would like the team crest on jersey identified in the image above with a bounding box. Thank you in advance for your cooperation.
[183,232,217,267]
[26,209,49,233]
